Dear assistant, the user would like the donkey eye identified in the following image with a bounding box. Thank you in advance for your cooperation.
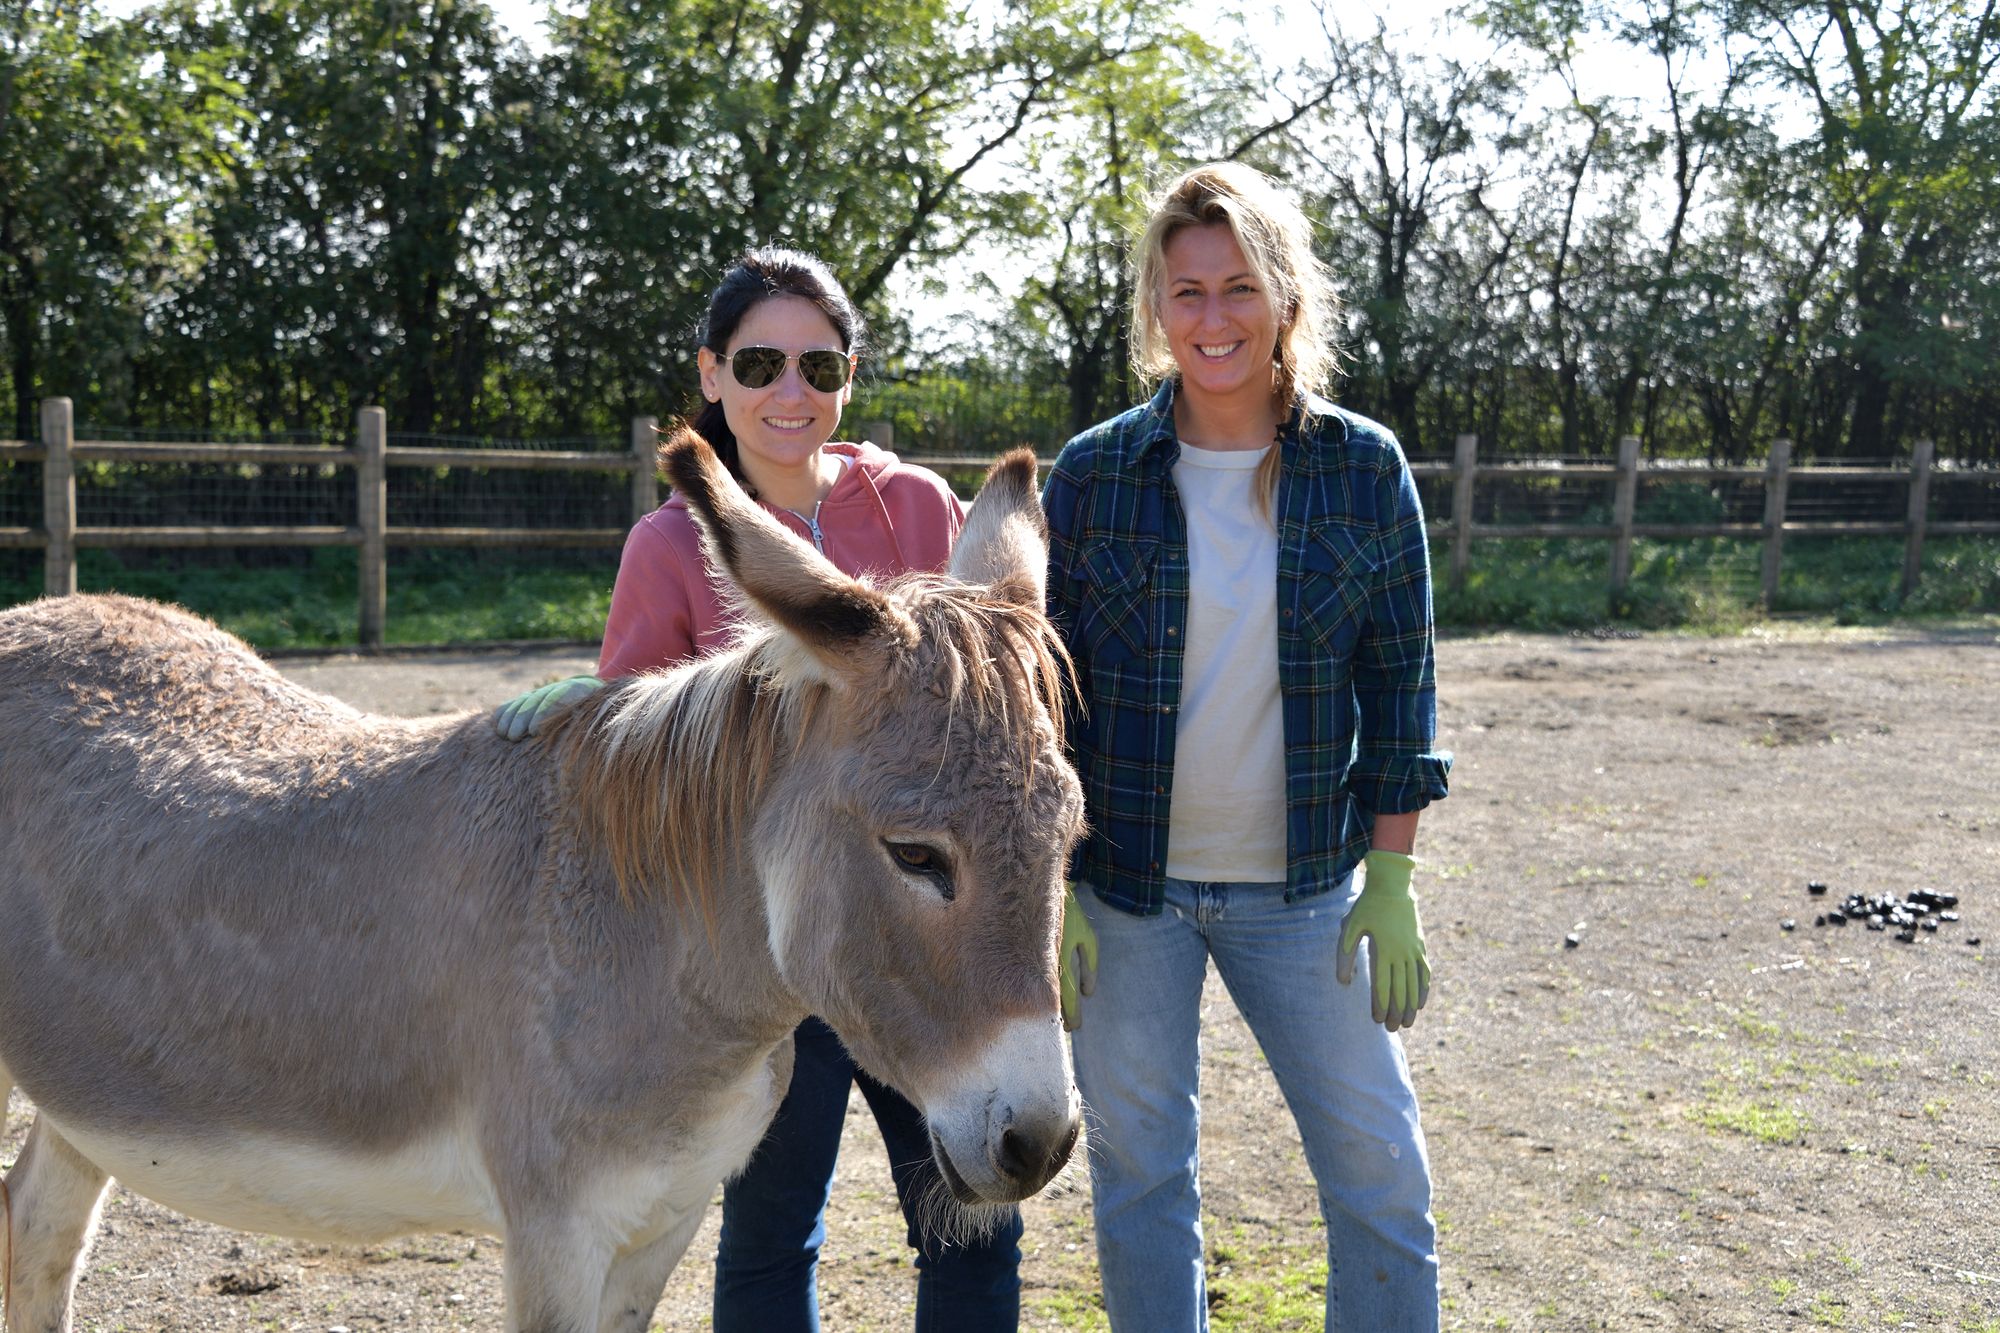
[885,841,955,901]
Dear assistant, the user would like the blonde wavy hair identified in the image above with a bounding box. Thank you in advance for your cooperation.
[1132,163,1342,507]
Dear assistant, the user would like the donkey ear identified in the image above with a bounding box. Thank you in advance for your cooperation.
[948,449,1048,606]
[661,430,916,669]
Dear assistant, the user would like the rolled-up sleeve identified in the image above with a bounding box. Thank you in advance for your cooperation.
[1349,445,1451,815]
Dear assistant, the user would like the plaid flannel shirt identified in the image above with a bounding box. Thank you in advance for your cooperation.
[1043,379,1452,916]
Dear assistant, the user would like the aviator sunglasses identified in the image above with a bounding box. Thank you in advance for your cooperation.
[725,346,855,393]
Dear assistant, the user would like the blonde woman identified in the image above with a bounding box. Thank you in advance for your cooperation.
[1043,163,1451,1331]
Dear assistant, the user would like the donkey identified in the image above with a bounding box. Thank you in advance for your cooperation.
[0,437,1083,1333]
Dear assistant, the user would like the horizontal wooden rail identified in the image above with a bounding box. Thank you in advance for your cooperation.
[385,527,627,547]
[384,447,643,471]
[75,443,359,466]
[8,403,1997,642]
[903,453,1053,470]
[77,526,358,547]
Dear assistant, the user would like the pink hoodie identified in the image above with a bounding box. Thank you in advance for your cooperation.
[597,440,966,678]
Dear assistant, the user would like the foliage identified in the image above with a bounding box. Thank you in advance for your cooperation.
[0,0,239,439]
[3,0,2000,464]
[850,361,1069,455]
[988,14,1247,435]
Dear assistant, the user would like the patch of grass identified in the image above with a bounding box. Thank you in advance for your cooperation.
[1730,1009,1782,1043]
[1433,534,2000,631]
[0,547,614,650]
[1024,1287,1110,1331]
[1689,1097,1811,1144]
[6,530,1992,647]
[1205,1237,1327,1332]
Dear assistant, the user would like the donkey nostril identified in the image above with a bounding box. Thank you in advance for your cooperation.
[1055,1114,1080,1168]
[998,1115,1081,1189]
[997,1127,1035,1183]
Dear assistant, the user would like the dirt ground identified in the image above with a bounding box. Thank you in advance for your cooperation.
[10,624,1999,1331]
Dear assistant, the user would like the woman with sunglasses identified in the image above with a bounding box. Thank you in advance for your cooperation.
[496,248,1022,1332]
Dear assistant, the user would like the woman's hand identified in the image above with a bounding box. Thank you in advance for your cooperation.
[493,675,603,741]
[1337,850,1431,1033]
[1060,885,1099,1032]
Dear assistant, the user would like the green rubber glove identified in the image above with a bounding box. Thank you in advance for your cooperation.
[1059,884,1099,1033]
[493,674,603,741]
[1336,850,1431,1033]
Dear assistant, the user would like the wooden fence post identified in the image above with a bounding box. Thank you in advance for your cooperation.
[356,406,386,649]
[1450,433,1477,591]
[41,397,76,597]
[862,420,893,449]
[1901,438,1934,599]
[1610,434,1641,598]
[1760,438,1792,611]
[630,415,659,521]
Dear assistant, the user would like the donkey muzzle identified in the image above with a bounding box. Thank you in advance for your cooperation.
[920,1015,1079,1204]
[930,1097,1081,1204]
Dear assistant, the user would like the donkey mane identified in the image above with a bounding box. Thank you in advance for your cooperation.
[553,568,1075,916]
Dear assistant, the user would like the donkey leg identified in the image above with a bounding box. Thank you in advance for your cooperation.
[503,1215,613,1333]
[596,1210,704,1333]
[2,1116,111,1333]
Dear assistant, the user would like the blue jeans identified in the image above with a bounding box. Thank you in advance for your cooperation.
[712,1016,1023,1333]
[1072,876,1439,1333]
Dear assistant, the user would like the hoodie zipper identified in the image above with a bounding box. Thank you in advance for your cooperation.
[775,501,825,553]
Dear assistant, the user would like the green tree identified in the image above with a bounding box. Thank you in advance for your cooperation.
[0,1,231,438]
[509,0,1157,433]
[149,0,525,436]
[996,20,1243,434]
[1727,0,2000,455]
[1287,15,1522,451]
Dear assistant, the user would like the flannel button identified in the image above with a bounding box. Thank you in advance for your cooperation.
[1166,626,1177,636]
[1153,785,1164,795]
[1158,704,1172,714]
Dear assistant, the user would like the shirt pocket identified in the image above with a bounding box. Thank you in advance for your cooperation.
[1294,520,1377,654]
[1076,538,1155,668]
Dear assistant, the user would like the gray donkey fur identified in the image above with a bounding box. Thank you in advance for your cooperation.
[0,439,1082,1333]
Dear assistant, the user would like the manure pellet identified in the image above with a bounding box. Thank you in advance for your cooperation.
[1804,884,1973,947]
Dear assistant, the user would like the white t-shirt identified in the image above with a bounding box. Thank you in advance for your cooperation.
[1164,443,1287,882]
